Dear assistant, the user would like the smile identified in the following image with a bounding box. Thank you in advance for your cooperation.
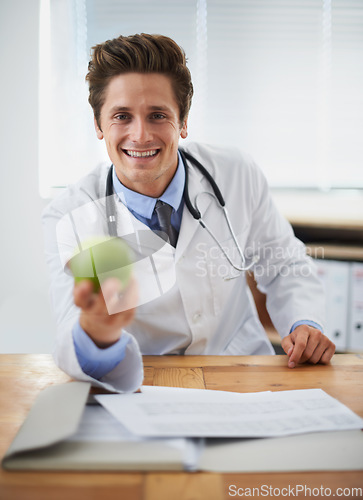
[123,149,159,158]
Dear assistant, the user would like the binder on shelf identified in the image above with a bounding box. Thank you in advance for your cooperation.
[315,259,350,352]
[348,262,363,352]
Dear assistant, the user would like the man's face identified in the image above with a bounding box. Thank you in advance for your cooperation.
[95,72,188,198]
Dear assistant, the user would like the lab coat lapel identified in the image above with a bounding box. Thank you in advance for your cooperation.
[175,163,213,262]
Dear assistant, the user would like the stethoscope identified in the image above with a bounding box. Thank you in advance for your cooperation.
[105,149,259,276]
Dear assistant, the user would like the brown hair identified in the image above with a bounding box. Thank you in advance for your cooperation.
[86,33,194,129]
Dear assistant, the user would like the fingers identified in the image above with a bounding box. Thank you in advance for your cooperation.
[281,335,294,358]
[291,327,320,365]
[101,277,139,316]
[309,340,336,365]
[283,325,335,368]
[281,335,293,354]
[77,277,138,347]
[100,278,125,314]
[73,279,96,310]
[74,277,138,316]
[76,276,138,327]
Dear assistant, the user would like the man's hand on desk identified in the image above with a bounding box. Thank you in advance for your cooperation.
[73,277,138,349]
[281,325,335,368]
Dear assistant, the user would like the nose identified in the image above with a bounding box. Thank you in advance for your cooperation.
[129,117,152,143]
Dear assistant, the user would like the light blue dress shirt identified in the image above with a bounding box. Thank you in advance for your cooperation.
[73,152,322,379]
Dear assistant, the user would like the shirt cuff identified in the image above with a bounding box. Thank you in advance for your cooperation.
[290,320,323,333]
[72,321,130,380]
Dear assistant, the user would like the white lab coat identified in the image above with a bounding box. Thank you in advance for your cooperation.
[42,142,325,392]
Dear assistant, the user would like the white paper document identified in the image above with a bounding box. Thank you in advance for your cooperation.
[95,386,363,438]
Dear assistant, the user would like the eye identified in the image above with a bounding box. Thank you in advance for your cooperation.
[151,113,166,120]
[115,114,129,121]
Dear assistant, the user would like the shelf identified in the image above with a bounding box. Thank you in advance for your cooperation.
[272,190,363,231]
[306,244,363,262]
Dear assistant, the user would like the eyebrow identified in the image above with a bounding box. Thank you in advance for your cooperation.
[148,105,172,112]
[109,105,172,115]
[109,106,130,115]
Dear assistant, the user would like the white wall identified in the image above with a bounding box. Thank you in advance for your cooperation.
[0,0,56,353]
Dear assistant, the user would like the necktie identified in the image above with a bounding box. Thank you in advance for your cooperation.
[154,200,178,247]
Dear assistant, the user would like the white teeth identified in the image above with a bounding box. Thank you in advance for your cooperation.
[125,150,158,157]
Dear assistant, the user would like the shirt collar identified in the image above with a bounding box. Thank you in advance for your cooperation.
[112,151,185,220]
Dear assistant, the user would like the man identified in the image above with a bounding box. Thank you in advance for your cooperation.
[42,34,335,393]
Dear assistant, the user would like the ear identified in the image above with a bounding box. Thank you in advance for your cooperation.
[94,116,104,140]
[180,118,188,139]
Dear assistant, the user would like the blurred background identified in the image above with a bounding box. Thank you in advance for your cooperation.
[0,0,362,354]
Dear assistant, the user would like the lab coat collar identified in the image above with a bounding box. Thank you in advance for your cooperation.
[96,150,214,259]
[110,152,185,220]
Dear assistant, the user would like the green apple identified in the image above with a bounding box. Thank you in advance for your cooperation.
[68,236,133,292]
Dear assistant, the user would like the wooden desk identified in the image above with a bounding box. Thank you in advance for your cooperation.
[1,354,362,500]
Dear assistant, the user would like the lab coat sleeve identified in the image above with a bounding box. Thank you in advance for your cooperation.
[245,160,325,339]
[41,198,144,393]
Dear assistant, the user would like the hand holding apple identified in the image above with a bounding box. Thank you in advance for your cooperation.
[69,237,137,348]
